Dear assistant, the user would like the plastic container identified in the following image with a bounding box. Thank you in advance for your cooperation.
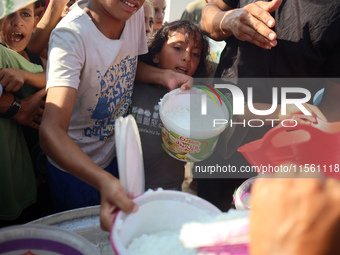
[27,206,112,255]
[110,189,222,255]
[207,38,226,63]
[0,225,100,255]
[234,177,256,210]
[238,122,340,178]
[159,87,229,162]
[115,115,145,197]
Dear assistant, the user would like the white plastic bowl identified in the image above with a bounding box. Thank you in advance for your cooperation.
[110,189,222,255]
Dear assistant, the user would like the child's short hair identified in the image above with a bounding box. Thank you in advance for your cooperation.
[35,0,46,9]
[142,19,210,78]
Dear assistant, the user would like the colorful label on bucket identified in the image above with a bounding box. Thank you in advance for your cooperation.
[161,125,220,162]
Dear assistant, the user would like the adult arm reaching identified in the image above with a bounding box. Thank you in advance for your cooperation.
[201,0,282,49]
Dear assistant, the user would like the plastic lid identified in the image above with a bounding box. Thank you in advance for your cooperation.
[115,115,145,196]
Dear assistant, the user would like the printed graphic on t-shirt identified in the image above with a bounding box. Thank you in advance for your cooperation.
[84,55,138,140]
[131,104,162,136]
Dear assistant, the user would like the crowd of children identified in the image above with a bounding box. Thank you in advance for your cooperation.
[0,0,201,230]
[0,2,47,227]
[0,0,83,228]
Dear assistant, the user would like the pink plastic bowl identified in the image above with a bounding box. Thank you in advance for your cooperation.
[110,189,221,255]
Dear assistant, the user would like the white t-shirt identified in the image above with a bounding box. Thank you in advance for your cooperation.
[47,0,148,169]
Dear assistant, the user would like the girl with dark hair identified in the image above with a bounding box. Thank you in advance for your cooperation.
[141,19,210,78]
[131,19,210,190]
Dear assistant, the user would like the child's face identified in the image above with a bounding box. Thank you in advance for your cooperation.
[0,4,38,54]
[93,0,145,24]
[153,29,202,77]
[150,0,165,30]
[35,5,45,21]
[143,1,154,36]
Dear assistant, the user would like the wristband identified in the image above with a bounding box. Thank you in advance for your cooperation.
[0,94,21,119]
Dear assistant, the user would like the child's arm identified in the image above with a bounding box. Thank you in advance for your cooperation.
[27,0,69,55]
[40,86,137,231]
[135,60,193,91]
[0,68,46,92]
[40,56,48,70]
[0,89,46,129]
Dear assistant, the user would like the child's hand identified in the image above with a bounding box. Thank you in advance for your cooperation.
[161,69,193,91]
[99,176,138,231]
[279,103,327,124]
[136,61,193,90]
[0,68,25,92]
[12,89,46,129]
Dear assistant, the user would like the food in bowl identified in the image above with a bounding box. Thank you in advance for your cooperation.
[127,230,195,255]
[110,189,222,255]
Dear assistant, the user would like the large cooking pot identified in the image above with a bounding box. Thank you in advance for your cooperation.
[28,206,114,255]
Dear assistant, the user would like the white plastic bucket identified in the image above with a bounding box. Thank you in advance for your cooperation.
[159,87,229,162]
[110,189,222,255]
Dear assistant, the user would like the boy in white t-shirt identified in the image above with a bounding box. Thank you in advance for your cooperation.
[40,0,192,231]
